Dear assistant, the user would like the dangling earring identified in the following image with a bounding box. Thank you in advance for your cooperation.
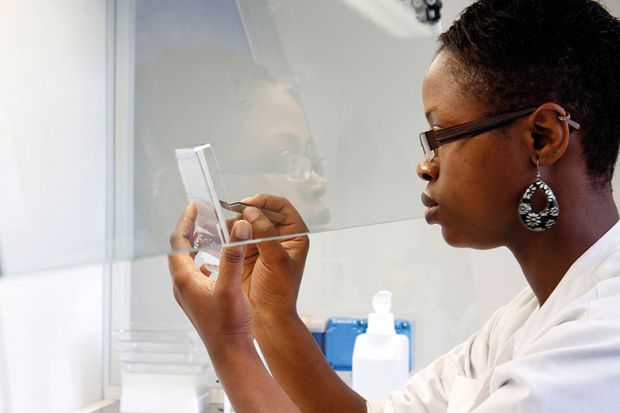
[518,158,559,232]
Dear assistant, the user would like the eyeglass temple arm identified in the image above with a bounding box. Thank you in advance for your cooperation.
[561,117,581,130]
[426,108,581,151]
[426,107,539,149]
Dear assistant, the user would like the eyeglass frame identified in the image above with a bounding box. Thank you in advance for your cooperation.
[419,106,581,160]
[221,150,328,182]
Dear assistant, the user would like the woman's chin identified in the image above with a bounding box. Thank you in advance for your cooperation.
[441,226,503,250]
[304,206,331,227]
[441,226,472,248]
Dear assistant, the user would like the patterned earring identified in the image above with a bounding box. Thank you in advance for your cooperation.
[518,159,559,232]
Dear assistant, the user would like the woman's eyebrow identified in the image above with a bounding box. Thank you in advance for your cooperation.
[425,106,438,123]
[273,132,310,153]
[270,133,298,147]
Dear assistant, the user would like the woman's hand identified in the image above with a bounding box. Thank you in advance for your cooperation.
[214,196,366,413]
[168,202,254,347]
[237,194,310,320]
[169,203,302,413]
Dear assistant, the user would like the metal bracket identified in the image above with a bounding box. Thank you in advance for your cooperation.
[410,0,442,25]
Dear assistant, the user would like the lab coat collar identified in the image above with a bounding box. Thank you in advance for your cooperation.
[467,220,620,411]
[514,219,620,353]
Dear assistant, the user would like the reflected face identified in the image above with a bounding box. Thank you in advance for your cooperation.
[416,52,532,248]
[238,84,329,226]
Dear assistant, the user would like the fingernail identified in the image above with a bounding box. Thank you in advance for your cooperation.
[243,207,261,221]
[241,196,254,204]
[235,220,251,240]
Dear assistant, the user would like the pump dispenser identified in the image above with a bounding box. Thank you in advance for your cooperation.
[352,291,409,400]
[368,291,395,335]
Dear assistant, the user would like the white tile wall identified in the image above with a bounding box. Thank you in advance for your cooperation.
[0,266,103,413]
[0,0,107,411]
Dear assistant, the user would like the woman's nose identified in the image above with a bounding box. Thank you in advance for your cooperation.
[416,153,439,182]
[302,172,328,199]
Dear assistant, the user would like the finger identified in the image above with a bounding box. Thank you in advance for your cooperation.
[244,243,259,260]
[216,220,252,292]
[199,264,213,277]
[170,202,197,251]
[242,207,289,261]
[193,201,223,249]
[242,194,308,232]
[241,193,289,212]
[195,211,220,236]
[169,203,200,289]
[225,214,242,234]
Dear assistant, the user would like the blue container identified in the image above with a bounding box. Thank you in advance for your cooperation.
[302,317,327,353]
[311,331,324,350]
[324,317,414,371]
[325,318,367,371]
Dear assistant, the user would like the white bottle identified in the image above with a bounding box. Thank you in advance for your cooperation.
[352,291,409,400]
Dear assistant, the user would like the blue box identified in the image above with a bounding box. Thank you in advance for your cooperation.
[302,316,327,353]
[325,318,367,371]
[324,317,414,371]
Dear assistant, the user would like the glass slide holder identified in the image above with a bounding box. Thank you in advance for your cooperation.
[175,143,230,273]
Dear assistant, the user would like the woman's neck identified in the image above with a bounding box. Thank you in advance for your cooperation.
[508,191,619,306]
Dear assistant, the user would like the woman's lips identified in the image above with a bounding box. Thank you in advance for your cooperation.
[421,192,439,224]
[304,205,331,227]
[421,192,437,208]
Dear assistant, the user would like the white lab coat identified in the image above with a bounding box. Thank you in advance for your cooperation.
[368,221,620,413]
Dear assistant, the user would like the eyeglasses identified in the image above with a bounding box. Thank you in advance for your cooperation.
[284,152,328,182]
[419,107,581,160]
[224,151,328,182]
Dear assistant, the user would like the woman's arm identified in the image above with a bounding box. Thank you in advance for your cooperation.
[168,203,300,413]
[237,194,366,412]
[206,335,299,413]
[253,311,367,412]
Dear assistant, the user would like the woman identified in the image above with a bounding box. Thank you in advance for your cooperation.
[168,0,620,411]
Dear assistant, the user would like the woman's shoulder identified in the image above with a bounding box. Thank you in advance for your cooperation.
[476,287,538,356]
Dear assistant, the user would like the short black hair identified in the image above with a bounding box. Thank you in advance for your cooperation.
[438,0,620,188]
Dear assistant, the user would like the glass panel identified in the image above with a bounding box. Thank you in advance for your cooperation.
[122,0,439,260]
[109,0,443,391]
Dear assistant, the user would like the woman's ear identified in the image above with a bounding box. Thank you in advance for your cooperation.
[525,102,572,166]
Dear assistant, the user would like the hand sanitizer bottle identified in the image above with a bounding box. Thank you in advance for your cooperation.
[352,291,409,400]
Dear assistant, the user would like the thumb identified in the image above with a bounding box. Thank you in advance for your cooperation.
[216,220,252,292]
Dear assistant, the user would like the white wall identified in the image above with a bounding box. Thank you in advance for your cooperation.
[0,1,107,274]
[0,267,103,413]
[0,0,108,411]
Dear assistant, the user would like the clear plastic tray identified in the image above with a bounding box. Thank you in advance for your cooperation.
[114,340,205,354]
[121,362,212,375]
[116,351,210,365]
[115,329,202,344]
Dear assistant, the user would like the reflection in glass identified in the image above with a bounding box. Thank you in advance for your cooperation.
[133,44,330,257]
[128,0,437,260]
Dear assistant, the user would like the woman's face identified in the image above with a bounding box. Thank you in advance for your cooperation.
[236,84,330,226]
[417,52,534,249]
